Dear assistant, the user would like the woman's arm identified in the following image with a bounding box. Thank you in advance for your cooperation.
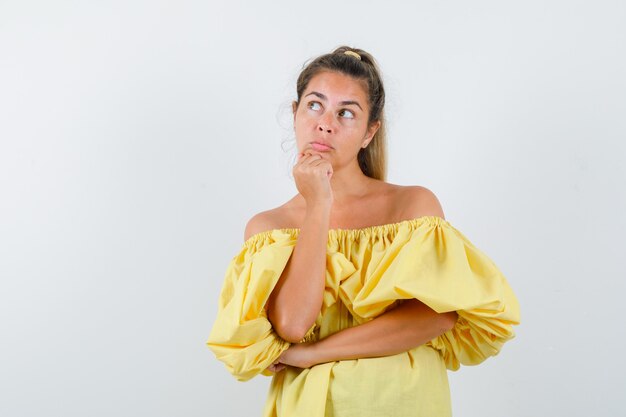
[266,203,331,343]
[276,298,458,368]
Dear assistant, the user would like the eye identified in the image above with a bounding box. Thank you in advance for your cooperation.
[339,109,355,119]
[307,101,321,111]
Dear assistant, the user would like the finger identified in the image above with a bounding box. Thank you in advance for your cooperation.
[299,151,318,160]
[295,156,322,169]
[309,157,329,165]
[268,362,285,373]
[300,154,323,165]
[310,159,331,169]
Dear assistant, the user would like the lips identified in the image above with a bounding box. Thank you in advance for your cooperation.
[310,141,333,151]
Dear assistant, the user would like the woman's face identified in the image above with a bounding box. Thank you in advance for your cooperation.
[292,71,380,167]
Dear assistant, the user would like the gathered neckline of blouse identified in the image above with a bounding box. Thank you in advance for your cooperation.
[243,215,450,246]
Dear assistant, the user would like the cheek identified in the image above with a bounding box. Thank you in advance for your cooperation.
[293,116,315,140]
[296,114,312,128]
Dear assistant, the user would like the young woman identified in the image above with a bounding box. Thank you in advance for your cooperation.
[207,46,520,417]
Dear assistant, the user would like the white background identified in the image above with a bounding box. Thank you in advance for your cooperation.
[1,1,625,416]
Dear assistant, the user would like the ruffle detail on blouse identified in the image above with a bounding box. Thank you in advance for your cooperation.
[337,217,521,370]
[206,231,298,382]
[207,216,520,381]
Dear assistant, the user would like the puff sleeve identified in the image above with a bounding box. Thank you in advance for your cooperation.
[206,230,309,381]
[340,218,521,371]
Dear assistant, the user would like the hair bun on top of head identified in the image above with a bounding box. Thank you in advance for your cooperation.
[343,50,362,60]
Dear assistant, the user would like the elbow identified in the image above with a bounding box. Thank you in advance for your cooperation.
[439,311,458,332]
[276,329,306,343]
[276,324,309,343]
[267,301,317,343]
[270,315,310,343]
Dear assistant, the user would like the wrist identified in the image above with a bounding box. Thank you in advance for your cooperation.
[305,200,332,214]
[304,203,332,228]
[308,339,328,366]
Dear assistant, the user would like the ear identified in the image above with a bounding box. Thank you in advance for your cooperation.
[362,120,381,148]
[292,101,298,120]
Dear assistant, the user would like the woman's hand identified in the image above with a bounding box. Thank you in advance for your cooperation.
[293,151,334,206]
[266,361,286,373]
[265,342,319,373]
[278,342,319,368]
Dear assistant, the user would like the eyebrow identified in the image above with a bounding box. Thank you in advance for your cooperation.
[304,91,363,111]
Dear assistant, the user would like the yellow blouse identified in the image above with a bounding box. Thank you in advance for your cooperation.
[206,216,520,417]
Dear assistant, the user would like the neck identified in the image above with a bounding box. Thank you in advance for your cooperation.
[328,160,375,206]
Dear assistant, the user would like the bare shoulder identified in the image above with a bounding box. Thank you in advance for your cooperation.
[243,209,282,242]
[396,185,445,220]
[243,198,300,242]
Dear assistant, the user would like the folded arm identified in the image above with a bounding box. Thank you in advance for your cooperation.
[275,298,458,369]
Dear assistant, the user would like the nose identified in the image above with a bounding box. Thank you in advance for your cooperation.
[317,113,334,134]
[318,124,332,133]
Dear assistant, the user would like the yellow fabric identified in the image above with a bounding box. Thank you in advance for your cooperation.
[206,216,520,416]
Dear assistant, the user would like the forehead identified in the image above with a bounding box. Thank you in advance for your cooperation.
[304,71,369,102]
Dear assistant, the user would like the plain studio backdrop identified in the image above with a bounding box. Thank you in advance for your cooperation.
[1,1,624,416]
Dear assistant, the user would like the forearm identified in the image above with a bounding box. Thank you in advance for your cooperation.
[312,299,458,363]
[267,203,330,342]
